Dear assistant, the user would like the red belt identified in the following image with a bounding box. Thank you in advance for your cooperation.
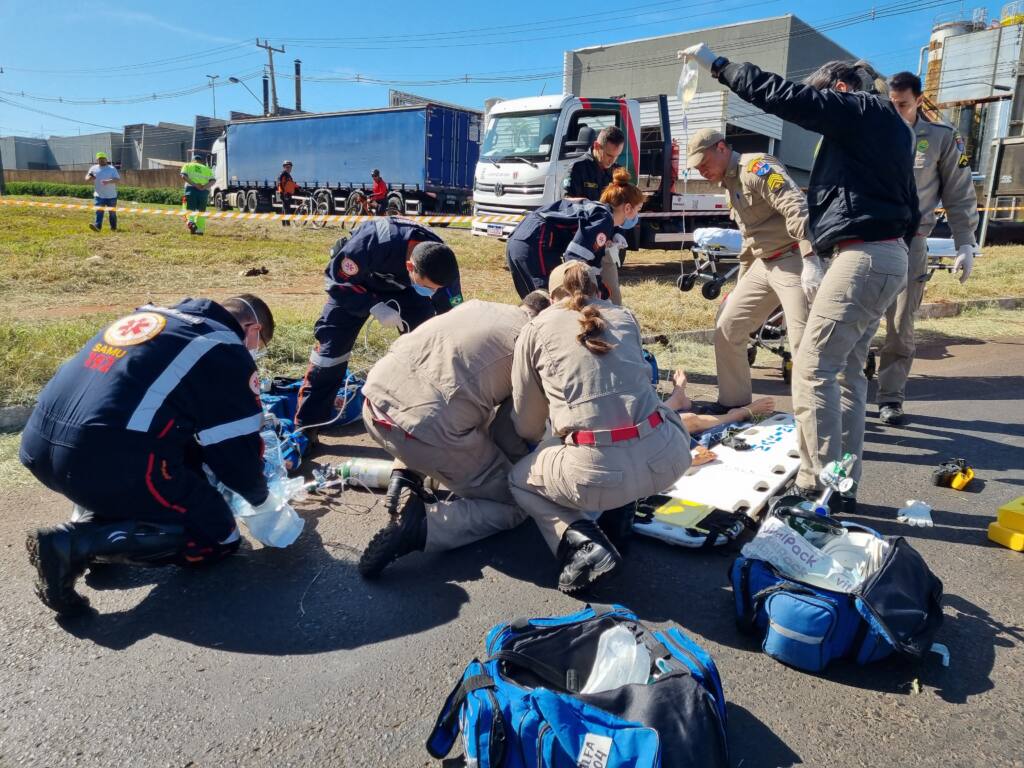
[764,243,800,261]
[569,412,663,447]
[367,401,416,441]
[833,237,901,251]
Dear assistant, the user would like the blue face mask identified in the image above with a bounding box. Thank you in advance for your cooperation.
[619,213,639,230]
[413,283,436,297]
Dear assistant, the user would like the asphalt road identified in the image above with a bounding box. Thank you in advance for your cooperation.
[1,336,1022,768]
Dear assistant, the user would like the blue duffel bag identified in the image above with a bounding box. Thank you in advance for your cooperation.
[427,604,728,768]
[730,524,944,673]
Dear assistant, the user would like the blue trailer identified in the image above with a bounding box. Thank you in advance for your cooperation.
[210,103,481,217]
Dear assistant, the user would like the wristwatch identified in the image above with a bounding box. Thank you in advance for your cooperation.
[711,56,730,78]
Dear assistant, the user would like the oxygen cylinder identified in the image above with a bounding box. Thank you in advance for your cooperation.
[340,458,442,492]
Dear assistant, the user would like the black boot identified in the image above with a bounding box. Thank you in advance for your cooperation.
[358,484,428,578]
[597,502,636,555]
[384,468,425,515]
[556,520,623,595]
[26,520,187,616]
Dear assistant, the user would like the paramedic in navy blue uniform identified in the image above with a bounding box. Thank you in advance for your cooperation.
[506,168,644,305]
[294,218,463,437]
[21,295,276,617]
[562,125,625,202]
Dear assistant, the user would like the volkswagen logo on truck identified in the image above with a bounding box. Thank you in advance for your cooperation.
[493,182,505,197]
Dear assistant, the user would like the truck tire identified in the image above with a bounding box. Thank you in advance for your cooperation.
[247,190,259,213]
[314,189,335,215]
[345,192,365,216]
[385,195,402,217]
[214,191,225,211]
[236,192,248,213]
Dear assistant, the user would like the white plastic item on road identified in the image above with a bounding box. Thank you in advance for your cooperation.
[580,626,651,694]
[897,499,934,528]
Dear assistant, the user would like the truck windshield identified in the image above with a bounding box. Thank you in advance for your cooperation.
[481,111,560,162]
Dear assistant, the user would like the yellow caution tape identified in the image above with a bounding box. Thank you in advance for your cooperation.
[0,197,523,226]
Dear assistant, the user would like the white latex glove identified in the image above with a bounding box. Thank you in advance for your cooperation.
[953,244,975,284]
[897,499,934,528]
[369,301,408,332]
[800,254,825,303]
[679,43,718,71]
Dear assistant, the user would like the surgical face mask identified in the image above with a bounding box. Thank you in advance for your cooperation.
[619,212,639,230]
[413,282,436,297]
[250,346,267,362]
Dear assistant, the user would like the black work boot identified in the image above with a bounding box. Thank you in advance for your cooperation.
[879,403,905,426]
[26,521,189,617]
[358,485,428,578]
[597,503,637,555]
[556,520,623,595]
[384,468,425,516]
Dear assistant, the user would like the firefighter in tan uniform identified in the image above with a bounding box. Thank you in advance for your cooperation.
[878,72,979,426]
[686,128,815,409]
[508,261,691,594]
[358,293,551,577]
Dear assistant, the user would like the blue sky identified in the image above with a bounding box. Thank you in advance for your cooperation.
[0,0,1010,137]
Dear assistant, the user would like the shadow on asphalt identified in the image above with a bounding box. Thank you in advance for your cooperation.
[727,704,803,767]
[60,503,473,654]
[863,413,1024,474]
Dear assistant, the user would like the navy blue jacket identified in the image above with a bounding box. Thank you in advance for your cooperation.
[510,200,616,273]
[24,299,268,505]
[325,218,463,313]
[716,61,920,252]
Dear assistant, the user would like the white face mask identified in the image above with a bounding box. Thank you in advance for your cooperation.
[236,297,267,359]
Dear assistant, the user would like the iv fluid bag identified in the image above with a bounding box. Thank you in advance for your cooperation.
[678,60,699,109]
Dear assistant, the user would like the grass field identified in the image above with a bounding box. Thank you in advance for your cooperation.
[1,196,1023,409]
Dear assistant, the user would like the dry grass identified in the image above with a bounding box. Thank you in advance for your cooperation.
[1,198,1022,408]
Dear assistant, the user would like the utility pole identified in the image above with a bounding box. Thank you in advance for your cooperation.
[206,74,220,119]
[256,38,284,116]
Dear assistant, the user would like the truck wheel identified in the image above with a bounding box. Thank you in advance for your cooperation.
[701,281,722,300]
[345,192,365,216]
[236,192,248,213]
[314,190,335,215]
[247,190,259,213]
[385,196,402,217]
[214,191,225,211]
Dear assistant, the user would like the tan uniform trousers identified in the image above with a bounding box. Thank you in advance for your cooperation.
[362,400,528,553]
[792,240,908,489]
[714,251,809,407]
[509,415,691,554]
[877,234,929,406]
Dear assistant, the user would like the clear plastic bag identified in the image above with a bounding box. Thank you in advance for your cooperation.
[580,625,651,694]
[208,429,306,548]
[677,59,699,109]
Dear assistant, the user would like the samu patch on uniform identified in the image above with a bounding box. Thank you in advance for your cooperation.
[103,311,166,347]
[747,158,771,177]
[339,257,359,277]
[595,232,608,248]
[249,371,261,395]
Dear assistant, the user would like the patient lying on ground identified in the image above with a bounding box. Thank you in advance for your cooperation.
[663,369,774,435]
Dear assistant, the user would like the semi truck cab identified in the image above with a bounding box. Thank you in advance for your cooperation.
[471,94,727,247]
[471,95,641,236]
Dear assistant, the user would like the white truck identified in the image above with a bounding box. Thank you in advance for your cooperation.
[471,94,728,249]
